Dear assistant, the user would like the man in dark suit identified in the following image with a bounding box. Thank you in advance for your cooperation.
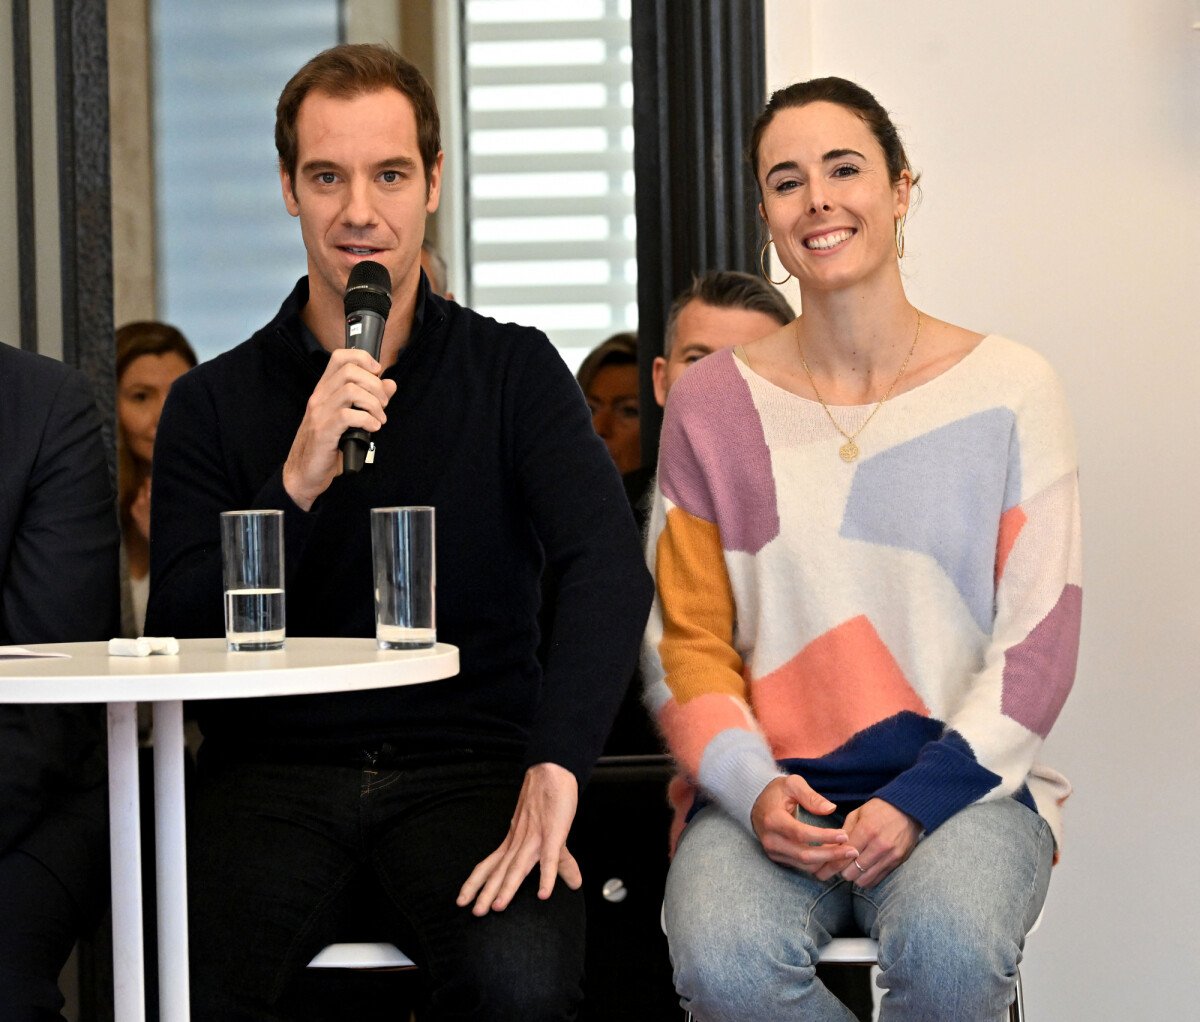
[0,342,120,1021]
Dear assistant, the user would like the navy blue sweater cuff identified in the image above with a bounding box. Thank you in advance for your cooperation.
[873,732,1002,834]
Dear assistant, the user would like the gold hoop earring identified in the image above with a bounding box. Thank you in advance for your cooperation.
[895,216,907,260]
[759,238,792,286]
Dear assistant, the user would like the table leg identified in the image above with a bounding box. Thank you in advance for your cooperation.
[107,701,146,1022]
[153,699,190,1021]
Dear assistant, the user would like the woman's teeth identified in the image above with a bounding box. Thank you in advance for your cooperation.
[805,229,853,250]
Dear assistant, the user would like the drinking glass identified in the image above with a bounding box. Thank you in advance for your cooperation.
[371,507,436,650]
[220,509,285,651]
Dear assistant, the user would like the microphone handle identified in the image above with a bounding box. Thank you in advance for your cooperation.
[346,308,386,361]
[339,310,387,474]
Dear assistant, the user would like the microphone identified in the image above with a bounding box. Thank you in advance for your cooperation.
[339,260,392,474]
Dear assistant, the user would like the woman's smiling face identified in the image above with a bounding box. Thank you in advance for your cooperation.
[757,101,910,294]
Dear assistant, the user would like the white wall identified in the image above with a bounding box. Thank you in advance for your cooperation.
[765,2,1200,1018]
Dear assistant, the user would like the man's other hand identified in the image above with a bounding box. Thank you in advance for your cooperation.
[456,762,582,916]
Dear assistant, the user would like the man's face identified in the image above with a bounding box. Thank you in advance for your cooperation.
[652,300,785,405]
[280,87,442,317]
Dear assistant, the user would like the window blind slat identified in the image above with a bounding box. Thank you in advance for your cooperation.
[474,285,633,306]
[471,240,634,263]
[467,20,631,44]
[467,108,631,132]
[467,63,630,90]
[468,151,631,175]
[470,195,631,218]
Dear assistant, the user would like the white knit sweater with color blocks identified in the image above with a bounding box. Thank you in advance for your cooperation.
[643,336,1082,852]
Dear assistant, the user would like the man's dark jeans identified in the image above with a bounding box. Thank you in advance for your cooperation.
[189,753,584,1021]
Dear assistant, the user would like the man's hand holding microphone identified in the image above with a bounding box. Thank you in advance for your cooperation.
[283,261,394,511]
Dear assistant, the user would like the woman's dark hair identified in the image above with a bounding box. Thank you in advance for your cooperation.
[749,77,918,188]
[116,321,197,381]
[576,332,638,396]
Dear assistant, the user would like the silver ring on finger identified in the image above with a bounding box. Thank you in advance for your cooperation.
[853,859,868,875]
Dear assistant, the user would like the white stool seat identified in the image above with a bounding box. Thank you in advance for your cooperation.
[307,942,416,970]
[820,937,880,964]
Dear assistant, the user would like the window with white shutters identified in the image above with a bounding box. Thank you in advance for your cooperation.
[152,1,338,361]
[462,0,637,372]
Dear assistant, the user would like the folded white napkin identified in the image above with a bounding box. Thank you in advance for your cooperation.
[0,645,70,660]
[107,636,181,657]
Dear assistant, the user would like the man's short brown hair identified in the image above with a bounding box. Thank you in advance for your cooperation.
[663,271,794,356]
[275,43,441,189]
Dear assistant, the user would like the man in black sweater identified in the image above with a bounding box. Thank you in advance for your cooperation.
[0,344,119,1020]
[146,44,651,1021]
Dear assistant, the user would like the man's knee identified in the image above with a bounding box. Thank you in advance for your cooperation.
[476,967,582,1022]
[433,946,582,1022]
[435,893,584,1021]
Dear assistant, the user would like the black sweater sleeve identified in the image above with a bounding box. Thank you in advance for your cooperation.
[508,337,654,782]
[146,371,319,638]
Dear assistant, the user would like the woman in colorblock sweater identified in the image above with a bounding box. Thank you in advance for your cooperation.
[644,78,1081,1021]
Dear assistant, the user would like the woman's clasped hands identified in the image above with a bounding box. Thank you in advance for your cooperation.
[751,775,921,889]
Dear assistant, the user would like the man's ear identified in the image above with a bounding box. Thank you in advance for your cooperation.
[425,151,445,214]
[281,166,300,217]
[652,356,668,408]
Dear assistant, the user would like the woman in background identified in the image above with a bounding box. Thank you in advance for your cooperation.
[576,332,641,478]
[116,321,196,636]
[645,78,1081,1020]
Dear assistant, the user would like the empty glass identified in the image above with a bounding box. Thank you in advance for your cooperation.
[371,507,436,650]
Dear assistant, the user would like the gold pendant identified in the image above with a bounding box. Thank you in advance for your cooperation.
[839,439,860,462]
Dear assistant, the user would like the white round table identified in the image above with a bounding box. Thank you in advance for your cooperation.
[0,637,458,1022]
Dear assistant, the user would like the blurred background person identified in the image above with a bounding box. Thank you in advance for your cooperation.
[115,321,196,637]
[0,343,119,1021]
[623,271,796,528]
[576,331,641,477]
[652,270,793,408]
[420,239,454,300]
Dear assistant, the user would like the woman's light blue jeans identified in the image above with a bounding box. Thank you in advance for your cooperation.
[663,798,1053,1021]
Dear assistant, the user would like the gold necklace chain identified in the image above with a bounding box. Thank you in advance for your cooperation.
[796,309,923,463]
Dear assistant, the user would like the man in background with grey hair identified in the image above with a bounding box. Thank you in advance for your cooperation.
[620,270,795,528]
[653,269,794,406]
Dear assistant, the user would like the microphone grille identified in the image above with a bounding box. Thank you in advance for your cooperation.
[344,260,392,319]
